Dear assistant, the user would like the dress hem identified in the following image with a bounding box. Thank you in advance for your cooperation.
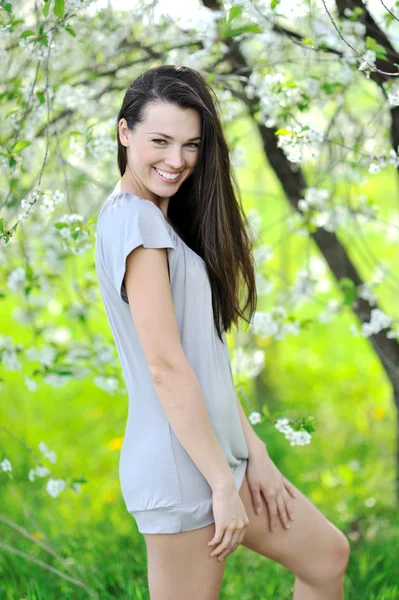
[129,458,248,534]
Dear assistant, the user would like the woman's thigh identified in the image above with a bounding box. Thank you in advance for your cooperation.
[238,472,350,584]
[144,522,225,600]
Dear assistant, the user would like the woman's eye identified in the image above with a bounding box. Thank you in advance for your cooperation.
[186,143,200,149]
[152,139,167,145]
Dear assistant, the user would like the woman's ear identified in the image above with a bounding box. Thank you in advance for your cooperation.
[119,119,130,148]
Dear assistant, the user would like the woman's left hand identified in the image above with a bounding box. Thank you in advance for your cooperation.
[246,449,297,532]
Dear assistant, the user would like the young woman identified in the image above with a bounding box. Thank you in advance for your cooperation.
[95,65,350,599]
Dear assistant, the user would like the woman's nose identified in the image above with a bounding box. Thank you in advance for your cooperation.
[165,147,184,170]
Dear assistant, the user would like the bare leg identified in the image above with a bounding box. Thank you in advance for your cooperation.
[144,522,225,600]
[238,472,350,599]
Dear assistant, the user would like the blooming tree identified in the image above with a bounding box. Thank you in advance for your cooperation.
[1,1,399,581]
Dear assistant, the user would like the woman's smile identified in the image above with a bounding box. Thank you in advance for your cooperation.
[153,166,183,183]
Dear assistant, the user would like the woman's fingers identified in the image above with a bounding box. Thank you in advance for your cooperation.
[209,522,248,560]
[217,528,243,560]
[263,484,296,532]
[209,526,233,558]
[251,486,263,514]
[276,492,290,529]
[263,490,279,532]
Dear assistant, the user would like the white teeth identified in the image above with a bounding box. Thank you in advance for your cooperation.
[155,167,179,180]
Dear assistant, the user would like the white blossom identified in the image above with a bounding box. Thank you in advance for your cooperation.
[25,376,38,392]
[1,458,12,472]
[253,244,273,266]
[349,324,361,337]
[38,441,57,464]
[275,419,312,446]
[256,272,274,296]
[358,49,376,72]
[246,209,262,242]
[318,299,341,324]
[35,465,51,478]
[251,311,279,338]
[298,187,330,212]
[7,267,26,293]
[46,477,67,498]
[358,283,377,306]
[93,375,120,394]
[26,344,57,367]
[231,347,266,378]
[248,411,262,425]
[290,270,317,306]
[364,497,376,508]
[0,335,22,371]
[230,145,246,168]
[361,308,393,337]
[276,124,324,164]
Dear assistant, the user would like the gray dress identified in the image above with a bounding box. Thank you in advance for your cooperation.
[95,186,249,534]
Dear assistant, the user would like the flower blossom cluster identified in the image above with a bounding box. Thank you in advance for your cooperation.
[361,308,393,338]
[251,307,300,341]
[217,89,242,122]
[231,347,266,379]
[276,124,324,164]
[275,418,312,446]
[358,49,376,72]
[248,411,262,425]
[0,335,22,372]
[1,458,12,472]
[54,213,92,255]
[368,147,399,174]
[383,79,399,108]
[245,72,305,128]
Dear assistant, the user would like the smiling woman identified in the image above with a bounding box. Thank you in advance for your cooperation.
[94,65,349,600]
[118,102,202,203]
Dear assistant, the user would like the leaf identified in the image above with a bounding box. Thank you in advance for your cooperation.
[19,30,36,38]
[53,369,74,376]
[54,0,65,19]
[36,91,45,104]
[42,0,52,18]
[366,36,376,50]
[54,222,68,229]
[261,404,271,419]
[3,3,13,14]
[375,43,388,61]
[275,128,292,135]
[0,218,3,233]
[339,277,357,305]
[65,25,76,37]
[228,5,243,23]
[226,24,262,38]
[14,141,32,152]
[302,37,316,46]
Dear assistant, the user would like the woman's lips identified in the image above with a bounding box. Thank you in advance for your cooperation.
[153,166,182,183]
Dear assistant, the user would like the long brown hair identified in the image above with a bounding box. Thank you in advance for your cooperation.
[116,65,257,342]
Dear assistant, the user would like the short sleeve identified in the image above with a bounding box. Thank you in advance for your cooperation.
[99,197,176,303]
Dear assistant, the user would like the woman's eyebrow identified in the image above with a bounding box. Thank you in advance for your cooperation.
[148,132,202,141]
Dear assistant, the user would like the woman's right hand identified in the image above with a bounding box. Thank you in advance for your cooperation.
[207,482,249,561]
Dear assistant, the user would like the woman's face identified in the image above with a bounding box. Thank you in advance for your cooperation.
[120,101,202,203]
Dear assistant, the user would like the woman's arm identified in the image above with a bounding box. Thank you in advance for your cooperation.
[236,395,268,458]
[151,362,237,491]
[124,243,238,494]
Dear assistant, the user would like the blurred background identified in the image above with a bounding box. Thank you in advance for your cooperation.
[1,0,398,598]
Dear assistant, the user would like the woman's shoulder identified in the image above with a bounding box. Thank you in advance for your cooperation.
[98,191,166,226]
